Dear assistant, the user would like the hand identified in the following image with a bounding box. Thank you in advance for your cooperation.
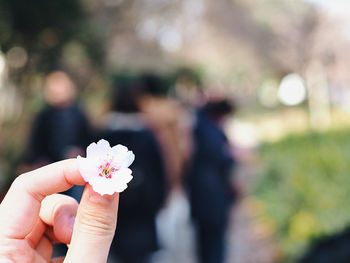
[0,159,119,263]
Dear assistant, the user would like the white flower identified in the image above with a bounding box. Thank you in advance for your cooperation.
[77,139,135,195]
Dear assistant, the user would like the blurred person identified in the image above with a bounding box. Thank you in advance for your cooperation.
[187,98,236,263]
[0,159,119,263]
[138,73,192,191]
[23,71,91,258]
[299,227,350,263]
[136,74,199,262]
[97,81,167,263]
[24,71,91,201]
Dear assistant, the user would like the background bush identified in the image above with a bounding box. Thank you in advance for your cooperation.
[254,129,350,262]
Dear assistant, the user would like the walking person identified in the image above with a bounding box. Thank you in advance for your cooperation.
[188,98,236,263]
[97,79,167,263]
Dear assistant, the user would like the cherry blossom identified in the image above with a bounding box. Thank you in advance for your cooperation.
[77,139,134,195]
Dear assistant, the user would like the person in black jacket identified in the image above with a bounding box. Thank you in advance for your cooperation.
[98,80,167,263]
[25,71,91,201]
[23,71,92,258]
[188,99,236,263]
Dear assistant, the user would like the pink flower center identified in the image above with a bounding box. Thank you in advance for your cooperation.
[98,162,118,179]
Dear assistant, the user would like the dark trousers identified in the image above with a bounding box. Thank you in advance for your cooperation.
[196,224,226,263]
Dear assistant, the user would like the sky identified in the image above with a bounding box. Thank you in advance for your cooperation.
[306,0,350,17]
[306,0,350,40]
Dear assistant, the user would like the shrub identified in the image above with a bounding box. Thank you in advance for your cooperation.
[254,129,350,262]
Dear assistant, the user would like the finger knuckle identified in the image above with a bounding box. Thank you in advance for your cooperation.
[77,208,116,237]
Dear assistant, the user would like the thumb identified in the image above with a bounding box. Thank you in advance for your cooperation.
[64,184,119,263]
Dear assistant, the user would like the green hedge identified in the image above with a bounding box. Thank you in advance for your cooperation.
[254,129,350,262]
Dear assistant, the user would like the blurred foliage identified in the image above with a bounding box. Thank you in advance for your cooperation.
[109,67,203,96]
[0,0,107,190]
[0,0,104,75]
[254,129,350,262]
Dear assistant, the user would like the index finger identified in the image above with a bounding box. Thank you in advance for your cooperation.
[0,159,85,239]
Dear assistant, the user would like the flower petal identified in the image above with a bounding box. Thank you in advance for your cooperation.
[77,156,98,182]
[121,174,133,184]
[110,147,134,168]
[116,168,133,184]
[87,139,111,158]
[115,183,128,193]
[89,176,115,195]
[121,151,135,168]
[110,144,128,156]
[78,140,134,195]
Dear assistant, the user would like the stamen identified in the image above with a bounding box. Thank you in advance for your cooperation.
[98,161,116,179]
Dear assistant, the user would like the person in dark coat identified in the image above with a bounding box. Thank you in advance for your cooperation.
[23,71,92,258]
[188,99,236,263]
[24,71,91,201]
[98,81,167,263]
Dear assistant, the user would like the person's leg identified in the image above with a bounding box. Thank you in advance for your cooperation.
[209,227,225,263]
[197,225,208,263]
[197,224,226,263]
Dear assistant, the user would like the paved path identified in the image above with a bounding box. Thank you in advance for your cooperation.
[228,155,277,263]
[154,156,278,263]
[228,199,277,263]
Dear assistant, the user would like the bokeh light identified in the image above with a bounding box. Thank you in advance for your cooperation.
[158,25,183,52]
[258,79,279,108]
[278,73,307,106]
[6,47,28,69]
